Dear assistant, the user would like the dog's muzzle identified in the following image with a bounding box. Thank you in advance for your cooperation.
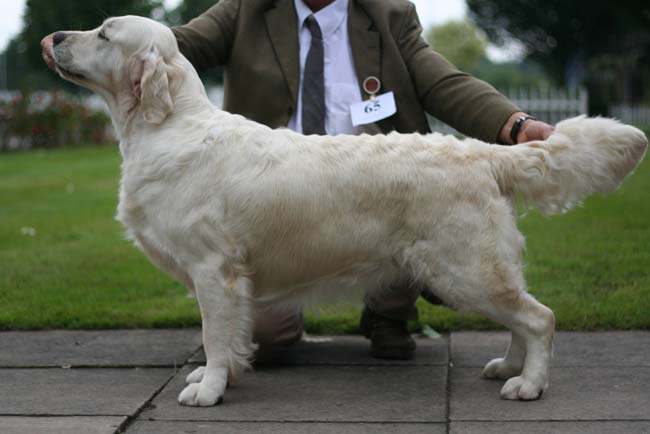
[41,34,56,71]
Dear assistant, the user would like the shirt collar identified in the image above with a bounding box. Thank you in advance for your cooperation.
[294,0,349,39]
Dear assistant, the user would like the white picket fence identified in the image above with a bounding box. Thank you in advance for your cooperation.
[429,86,589,136]
[610,105,650,128]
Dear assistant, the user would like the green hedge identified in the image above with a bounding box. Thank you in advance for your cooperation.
[0,92,113,151]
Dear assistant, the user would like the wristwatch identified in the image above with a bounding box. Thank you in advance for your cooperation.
[510,115,536,144]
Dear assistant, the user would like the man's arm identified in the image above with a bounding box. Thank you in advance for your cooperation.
[398,3,553,143]
[171,0,240,72]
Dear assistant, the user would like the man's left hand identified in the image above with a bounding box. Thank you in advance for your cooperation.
[519,118,555,143]
[500,112,555,145]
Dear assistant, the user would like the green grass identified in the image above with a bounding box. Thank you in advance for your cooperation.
[1,145,649,332]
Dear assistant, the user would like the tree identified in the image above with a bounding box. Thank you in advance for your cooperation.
[470,58,552,92]
[3,36,53,91]
[165,0,218,26]
[425,20,552,92]
[466,0,650,112]
[425,20,487,72]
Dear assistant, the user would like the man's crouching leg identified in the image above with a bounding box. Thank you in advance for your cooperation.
[361,282,422,360]
[253,305,304,363]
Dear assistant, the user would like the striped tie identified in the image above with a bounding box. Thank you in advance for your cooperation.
[302,15,326,135]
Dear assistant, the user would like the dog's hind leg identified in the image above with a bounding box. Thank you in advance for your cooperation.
[477,291,555,400]
[481,331,526,380]
[178,257,256,406]
[185,366,206,384]
[475,201,555,399]
[415,201,554,400]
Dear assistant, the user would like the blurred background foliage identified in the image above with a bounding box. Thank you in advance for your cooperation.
[466,0,650,117]
[425,19,552,91]
[164,0,217,24]
[427,20,488,72]
[0,92,112,151]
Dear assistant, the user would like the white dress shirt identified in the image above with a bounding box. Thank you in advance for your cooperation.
[288,0,364,135]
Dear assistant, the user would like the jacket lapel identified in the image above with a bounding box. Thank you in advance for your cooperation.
[265,0,300,106]
[348,0,380,101]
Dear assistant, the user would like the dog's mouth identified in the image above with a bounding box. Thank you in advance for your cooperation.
[55,63,87,81]
[41,38,87,82]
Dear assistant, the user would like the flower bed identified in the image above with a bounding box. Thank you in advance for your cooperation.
[0,91,113,151]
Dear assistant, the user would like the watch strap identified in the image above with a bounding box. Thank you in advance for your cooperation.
[510,115,536,144]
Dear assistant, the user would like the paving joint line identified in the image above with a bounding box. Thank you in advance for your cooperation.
[451,419,650,422]
[146,419,445,424]
[445,334,452,434]
[0,365,190,370]
[114,368,181,434]
[450,364,650,368]
[0,413,127,417]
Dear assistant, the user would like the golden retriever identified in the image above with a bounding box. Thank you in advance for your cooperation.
[41,16,647,406]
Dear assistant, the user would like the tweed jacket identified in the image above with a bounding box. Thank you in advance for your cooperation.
[172,0,520,141]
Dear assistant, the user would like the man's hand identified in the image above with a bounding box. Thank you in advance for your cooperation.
[499,112,555,145]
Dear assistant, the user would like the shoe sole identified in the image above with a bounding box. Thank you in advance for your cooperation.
[370,347,416,360]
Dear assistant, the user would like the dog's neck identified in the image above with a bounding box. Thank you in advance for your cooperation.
[105,55,216,157]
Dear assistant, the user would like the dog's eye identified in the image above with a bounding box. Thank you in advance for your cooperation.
[98,30,109,42]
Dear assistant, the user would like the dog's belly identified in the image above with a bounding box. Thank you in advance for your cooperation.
[248,237,399,301]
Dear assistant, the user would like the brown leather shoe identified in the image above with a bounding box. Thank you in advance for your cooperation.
[360,306,416,360]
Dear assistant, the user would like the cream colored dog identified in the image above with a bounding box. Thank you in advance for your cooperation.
[42,16,647,406]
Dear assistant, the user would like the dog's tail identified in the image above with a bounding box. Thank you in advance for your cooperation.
[490,116,648,214]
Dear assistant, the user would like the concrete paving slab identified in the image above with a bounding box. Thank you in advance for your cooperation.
[146,364,447,422]
[0,329,201,367]
[127,421,445,434]
[189,335,448,366]
[451,331,650,367]
[450,367,650,421]
[0,368,173,416]
[451,421,650,434]
[0,417,126,434]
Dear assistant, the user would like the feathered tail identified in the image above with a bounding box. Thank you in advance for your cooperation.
[490,116,648,214]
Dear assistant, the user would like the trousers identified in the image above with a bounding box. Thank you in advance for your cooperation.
[253,281,422,355]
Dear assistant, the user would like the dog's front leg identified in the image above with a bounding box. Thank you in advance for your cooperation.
[178,259,256,406]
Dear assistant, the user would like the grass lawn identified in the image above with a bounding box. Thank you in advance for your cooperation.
[1,145,649,332]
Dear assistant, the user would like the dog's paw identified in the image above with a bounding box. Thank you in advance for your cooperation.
[178,381,224,407]
[186,366,206,384]
[481,358,522,380]
[500,376,546,401]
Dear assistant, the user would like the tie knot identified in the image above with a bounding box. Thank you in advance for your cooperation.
[305,15,323,40]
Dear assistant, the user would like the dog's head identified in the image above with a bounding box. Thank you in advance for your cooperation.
[41,16,182,125]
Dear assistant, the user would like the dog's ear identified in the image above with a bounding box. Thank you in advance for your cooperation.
[130,47,173,124]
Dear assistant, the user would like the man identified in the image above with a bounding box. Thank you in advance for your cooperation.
[172,0,555,360]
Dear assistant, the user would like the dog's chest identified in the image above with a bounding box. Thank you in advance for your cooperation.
[116,176,178,242]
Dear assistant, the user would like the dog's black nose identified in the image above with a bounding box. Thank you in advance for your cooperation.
[53,32,66,46]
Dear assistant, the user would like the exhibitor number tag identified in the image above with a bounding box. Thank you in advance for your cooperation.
[350,92,397,126]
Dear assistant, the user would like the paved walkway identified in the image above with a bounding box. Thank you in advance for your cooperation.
[0,330,649,434]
